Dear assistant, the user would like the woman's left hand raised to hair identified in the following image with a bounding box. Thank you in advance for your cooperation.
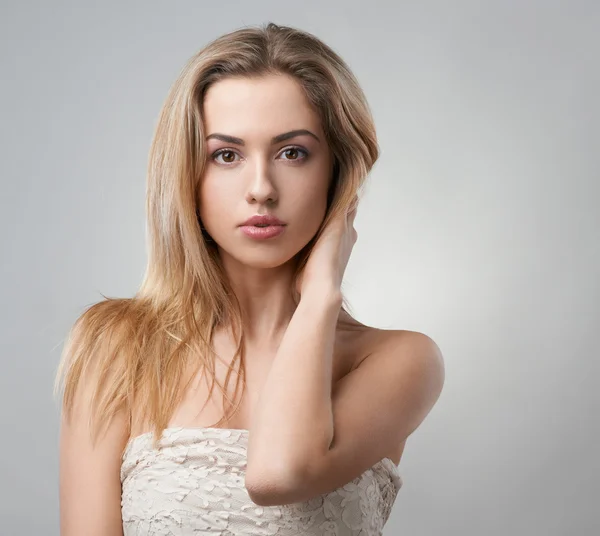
[296,199,359,301]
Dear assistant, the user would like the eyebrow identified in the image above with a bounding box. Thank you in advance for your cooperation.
[205,129,320,146]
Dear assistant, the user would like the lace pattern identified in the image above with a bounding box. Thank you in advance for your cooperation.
[121,427,402,535]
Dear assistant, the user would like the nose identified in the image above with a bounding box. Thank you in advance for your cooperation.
[245,158,278,205]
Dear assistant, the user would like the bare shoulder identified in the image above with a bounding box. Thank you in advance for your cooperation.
[334,312,444,465]
[337,310,442,372]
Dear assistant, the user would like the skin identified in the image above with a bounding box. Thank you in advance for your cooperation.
[193,74,417,503]
[167,72,389,440]
[58,72,440,530]
[199,72,337,345]
[190,74,372,410]
[128,73,381,442]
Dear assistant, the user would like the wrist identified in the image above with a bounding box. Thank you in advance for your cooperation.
[299,285,343,308]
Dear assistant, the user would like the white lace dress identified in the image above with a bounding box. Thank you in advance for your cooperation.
[121,426,403,535]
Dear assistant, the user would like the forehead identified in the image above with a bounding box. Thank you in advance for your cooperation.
[202,74,323,136]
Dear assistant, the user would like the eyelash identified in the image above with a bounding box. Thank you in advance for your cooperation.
[210,146,309,165]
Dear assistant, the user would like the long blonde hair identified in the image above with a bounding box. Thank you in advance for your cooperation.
[53,22,380,450]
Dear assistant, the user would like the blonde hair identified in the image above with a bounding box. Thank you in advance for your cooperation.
[53,22,380,450]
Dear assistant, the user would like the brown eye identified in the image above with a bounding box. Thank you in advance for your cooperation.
[221,151,235,163]
[280,147,308,161]
[212,149,239,164]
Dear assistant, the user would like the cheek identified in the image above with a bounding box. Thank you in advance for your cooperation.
[296,193,327,224]
[290,174,330,216]
[287,185,329,245]
[198,177,234,227]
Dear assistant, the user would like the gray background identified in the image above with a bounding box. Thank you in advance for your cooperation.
[1,1,598,534]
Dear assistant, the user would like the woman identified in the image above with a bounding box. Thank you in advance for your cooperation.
[55,22,445,535]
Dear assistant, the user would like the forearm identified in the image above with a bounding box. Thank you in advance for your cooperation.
[247,286,342,479]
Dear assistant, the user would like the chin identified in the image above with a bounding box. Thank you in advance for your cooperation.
[238,249,297,269]
[214,242,297,269]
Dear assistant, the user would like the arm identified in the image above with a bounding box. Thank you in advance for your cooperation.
[58,327,129,535]
[246,315,445,506]
[244,286,341,497]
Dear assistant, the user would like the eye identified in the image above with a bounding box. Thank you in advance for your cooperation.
[278,146,309,161]
[210,146,310,166]
[211,149,240,165]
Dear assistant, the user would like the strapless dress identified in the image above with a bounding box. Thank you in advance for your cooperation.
[121,426,403,535]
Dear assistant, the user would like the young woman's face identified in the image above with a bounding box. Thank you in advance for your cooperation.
[199,73,334,269]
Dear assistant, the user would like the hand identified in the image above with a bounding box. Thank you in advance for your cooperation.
[295,199,359,299]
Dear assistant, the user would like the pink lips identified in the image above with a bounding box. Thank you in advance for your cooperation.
[241,214,285,226]
[239,214,286,240]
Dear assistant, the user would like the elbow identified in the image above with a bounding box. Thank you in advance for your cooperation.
[245,462,311,507]
[245,483,300,507]
[246,483,281,507]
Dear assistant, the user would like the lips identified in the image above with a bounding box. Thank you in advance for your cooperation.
[241,214,286,226]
